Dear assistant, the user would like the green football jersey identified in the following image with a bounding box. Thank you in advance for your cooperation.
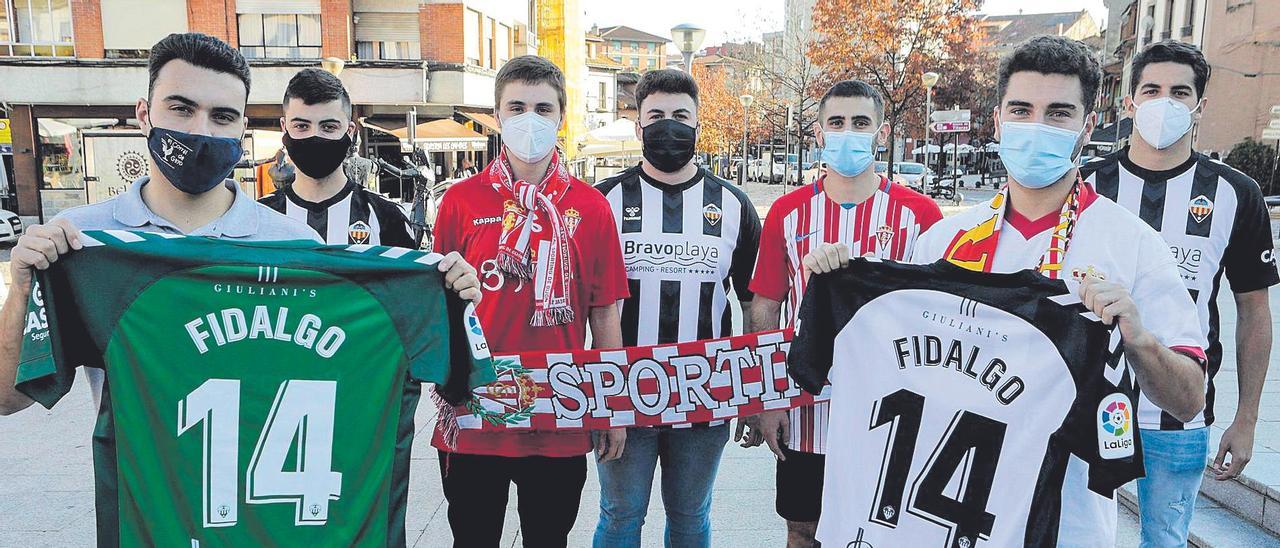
[16,230,495,548]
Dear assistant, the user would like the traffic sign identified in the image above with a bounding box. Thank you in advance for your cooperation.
[932,121,971,133]
[930,110,971,123]
[1263,128,1280,140]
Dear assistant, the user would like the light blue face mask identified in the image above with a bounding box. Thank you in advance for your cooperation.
[822,130,877,177]
[998,121,1085,189]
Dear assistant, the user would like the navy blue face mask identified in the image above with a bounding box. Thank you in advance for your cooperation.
[146,125,243,194]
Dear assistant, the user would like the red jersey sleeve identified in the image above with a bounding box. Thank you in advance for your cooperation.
[432,186,465,255]
[749,199,792,303]
[586,196,630,307]
[913,194,944,232]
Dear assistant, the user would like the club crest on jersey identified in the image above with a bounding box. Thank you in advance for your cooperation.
[564,207,582,237]
[1189,195,1213,224]
[703,203,723,226]
[348,220,371,244]
[466,358,542,425]
[876,225,894,248]
[1097,393,1135,459]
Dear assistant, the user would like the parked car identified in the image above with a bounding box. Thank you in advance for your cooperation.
[0,208,24,244]
[892,162,933,192]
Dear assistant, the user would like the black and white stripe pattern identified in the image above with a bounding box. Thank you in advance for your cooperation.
[1083,151,1279,430]
[259,181,417,248]
[597,166,762,348]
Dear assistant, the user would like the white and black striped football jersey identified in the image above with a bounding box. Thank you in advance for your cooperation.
[1082,150,1279,430]
[596,166,762,349]
[260,181,418,248]
[790,259,1142,548]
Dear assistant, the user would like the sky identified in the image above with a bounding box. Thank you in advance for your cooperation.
[582,0,1108,56]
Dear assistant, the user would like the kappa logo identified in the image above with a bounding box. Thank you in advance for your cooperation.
[158,134,192,168]
[1189,195,1214,224]
[1098,392,1135,459]
[703,203,723,226]
[348,220,371,244]
[876,224,894,248]
[623,205,642,221]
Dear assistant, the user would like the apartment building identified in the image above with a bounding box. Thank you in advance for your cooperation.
[0,0,536,221]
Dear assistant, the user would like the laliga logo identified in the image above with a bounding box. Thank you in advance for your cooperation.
[1101,399,1130,437]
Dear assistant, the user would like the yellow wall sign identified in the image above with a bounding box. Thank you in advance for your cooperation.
[0,119,11,145]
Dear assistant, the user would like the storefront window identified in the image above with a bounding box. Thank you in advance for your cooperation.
[1,0,75,57]
[238,13,322,59]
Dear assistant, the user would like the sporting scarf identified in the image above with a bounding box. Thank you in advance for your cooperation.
[943,178,1087,279]
[490,148,575,326]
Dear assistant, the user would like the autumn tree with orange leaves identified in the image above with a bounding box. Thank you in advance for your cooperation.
[810,0,995,175]
[692,63,767,177]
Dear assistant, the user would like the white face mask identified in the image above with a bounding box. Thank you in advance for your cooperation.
[1134,97,1196,150]
[501,111,558,163]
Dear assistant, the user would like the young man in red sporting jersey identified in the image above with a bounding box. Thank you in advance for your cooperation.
[430,55,630,547]
[745,80,942,547]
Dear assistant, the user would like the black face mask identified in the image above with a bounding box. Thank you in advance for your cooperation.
[641,119,697,173]
[283,132,352,179]
[146,125,243,195]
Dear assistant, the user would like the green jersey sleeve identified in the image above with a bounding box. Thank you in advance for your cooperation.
[15,276,100,408]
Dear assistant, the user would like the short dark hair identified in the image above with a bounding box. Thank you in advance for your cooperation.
[495,55,567,112]
[819,79,885,123]
[148,33,251,100]
[997,35,1102,110]
[283,68,352,116]
[1130,40,1211,99]
[635,69,700,112]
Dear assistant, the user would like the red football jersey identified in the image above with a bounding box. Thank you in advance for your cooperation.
[749,176,942,453]
[431,168,630,457]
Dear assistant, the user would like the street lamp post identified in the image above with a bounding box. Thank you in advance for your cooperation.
[670,24,707,73]
[922,71,940,196]
[739,94,754,186]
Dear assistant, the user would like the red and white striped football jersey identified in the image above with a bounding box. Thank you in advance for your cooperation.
[750,176,942,454]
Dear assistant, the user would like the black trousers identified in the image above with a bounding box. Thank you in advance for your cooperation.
[437,450,588,548]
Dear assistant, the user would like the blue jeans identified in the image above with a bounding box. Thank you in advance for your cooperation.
[1136,427,1210,548]
[593,425,731,548]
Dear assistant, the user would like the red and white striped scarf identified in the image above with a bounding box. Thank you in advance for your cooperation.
[944,178,1086,279]
[490,148,575,326]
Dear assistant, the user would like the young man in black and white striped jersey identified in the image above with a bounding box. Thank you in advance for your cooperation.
[592,68,761,547]
[259,68,418,248]
[1080,41,1278,547]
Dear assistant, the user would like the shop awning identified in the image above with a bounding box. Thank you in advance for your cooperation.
[459,112,500,133]
[364,117,488,153]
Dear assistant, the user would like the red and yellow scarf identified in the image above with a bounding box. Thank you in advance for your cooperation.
[943,179,1089,279]
[490,148,575,326]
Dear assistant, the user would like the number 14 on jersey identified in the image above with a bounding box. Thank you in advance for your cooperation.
[177,379,343,528]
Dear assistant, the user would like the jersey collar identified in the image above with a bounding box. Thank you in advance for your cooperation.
[1119,146,1200,182]
[813,174,890,208]
[1002,179,1100,239]
[114,176,260,238]
[282,180,359,212]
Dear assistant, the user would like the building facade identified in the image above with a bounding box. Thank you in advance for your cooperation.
[594,24,668,72]
[1100,0,1278,154]
[0,0,535,222]
[584,33,621,131]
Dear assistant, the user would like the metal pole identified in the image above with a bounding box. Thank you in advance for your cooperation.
[740,103,749,186]
[924,87,932,197]
[683,51,694,73]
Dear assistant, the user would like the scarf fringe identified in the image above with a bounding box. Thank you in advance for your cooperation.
[431,387,461,450]
[530,306,575,327]
[496,249,534,280]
